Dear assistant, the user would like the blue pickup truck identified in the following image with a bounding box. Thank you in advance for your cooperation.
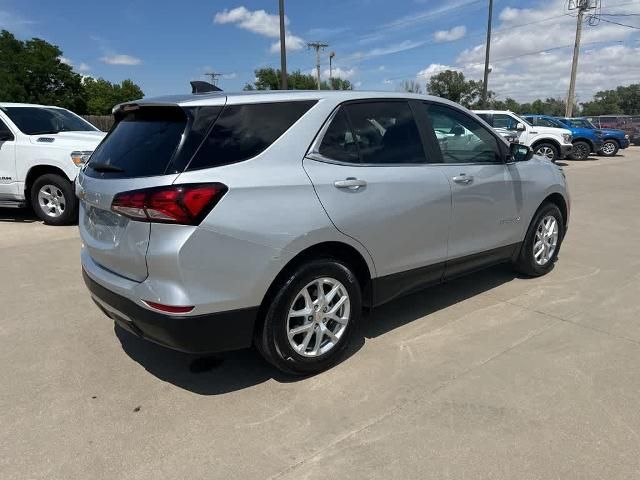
[522,114,603,160]
[556,117,630,157]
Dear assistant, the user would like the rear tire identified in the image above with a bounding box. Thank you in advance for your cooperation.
[598,140,619,157]
[256,258,361,375]
[533,142,559,162]
[513,202,564,277]
[570,140,590,160]
[30,174,78,226]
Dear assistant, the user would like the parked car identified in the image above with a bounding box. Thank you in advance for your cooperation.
[494,127,520,144]
[0,103,106,224]
[473,110,573,162]
[587,115,640,146]
[78,91,569,375]
[557,117,629,157]
[522,114,602,161]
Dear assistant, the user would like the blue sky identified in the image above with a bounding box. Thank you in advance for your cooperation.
[1,0,639,101]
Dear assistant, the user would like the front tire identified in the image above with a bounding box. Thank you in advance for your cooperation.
[30,173,78,226]
[570,140,590,160]
[533,143,559,162]
[256,259,362,375]
[598,140,619,157]
[513,203,565,277]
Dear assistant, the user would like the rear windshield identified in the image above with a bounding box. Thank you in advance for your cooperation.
[2,106,97,134]
[85,107,193,178]
[84,101,316,178]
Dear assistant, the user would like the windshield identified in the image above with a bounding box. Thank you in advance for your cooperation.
[568,119,596,129]
[1,107,97,135]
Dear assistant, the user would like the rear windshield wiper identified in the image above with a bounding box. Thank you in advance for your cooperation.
[89,162,125,173]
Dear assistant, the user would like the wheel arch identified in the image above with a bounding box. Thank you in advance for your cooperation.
[572,137,595,151]
[531,138,561,153]
[24,165,72,199]
[602,137,620,147]
[542,192,568,230]
[255,241,374,339]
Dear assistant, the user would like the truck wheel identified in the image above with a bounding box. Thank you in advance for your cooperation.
[30,174,78,226]
[598,140,619,157]
[570,141,590,160]
[533,143,558,162]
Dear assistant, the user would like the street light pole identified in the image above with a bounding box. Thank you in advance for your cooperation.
[278,0,288,90]
[566,0,590,117]
[329,51,335,88]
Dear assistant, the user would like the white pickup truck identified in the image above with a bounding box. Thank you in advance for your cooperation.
[474,110,573,162]
[0,103,106,225]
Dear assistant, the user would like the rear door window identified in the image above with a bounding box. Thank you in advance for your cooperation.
[341,101,426,164]
[318,108,360,163]
[186,101,316,171]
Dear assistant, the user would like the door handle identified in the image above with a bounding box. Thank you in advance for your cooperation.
[452,174,474,185]
[334,177,367,190]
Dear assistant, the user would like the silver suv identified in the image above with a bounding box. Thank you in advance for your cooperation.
[78,91,569,375]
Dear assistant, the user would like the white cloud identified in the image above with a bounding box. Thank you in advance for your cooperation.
[215,6,304,53]
[59,56,73,66]
[348,40,425,62]
[434,25,466,43]
[417,63,458,81]
[451,0,640,101]
[221,72,238,80]
[325,67,356,80]
[78,63,91,73]
[100,54,142,66]
[59,57,91,73]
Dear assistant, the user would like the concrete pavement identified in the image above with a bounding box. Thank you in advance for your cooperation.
[1,149,640,479]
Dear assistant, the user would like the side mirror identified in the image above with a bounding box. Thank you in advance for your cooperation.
[509,143,533,162]
[516,122,526,131]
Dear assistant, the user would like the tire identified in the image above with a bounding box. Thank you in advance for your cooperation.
[30,173,78,226]
[570,140,590,160]
[513,202,565,277]
[598,140,619,157]
[256,258,362,375]
[533,142,559,162]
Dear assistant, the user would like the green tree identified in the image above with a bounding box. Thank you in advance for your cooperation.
[0,30,85,112]
[244,67,352,91]
[83,77,144,115]
[426,70,484,107]
[580,84,640,116]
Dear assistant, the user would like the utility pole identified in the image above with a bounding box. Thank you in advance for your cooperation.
[481,0,493,108]
[329,51,335,87]
[566,0,595,117]
[278,0,288,90]
[307,41,328,90]
[204,72,222,86]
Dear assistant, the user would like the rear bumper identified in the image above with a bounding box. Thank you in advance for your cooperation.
[559,144,573,159]
[83,269,258,354]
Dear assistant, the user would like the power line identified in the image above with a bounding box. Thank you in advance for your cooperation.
[596,16,640,28]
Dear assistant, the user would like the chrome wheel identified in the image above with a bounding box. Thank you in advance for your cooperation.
[533,215,559,266]
[535,146,555,161]
[601,141,616,155]
[37,184,66,218]
[287,277,350,357]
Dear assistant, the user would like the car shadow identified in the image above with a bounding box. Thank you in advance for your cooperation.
[116,264,517,395]
[0,207,39,223]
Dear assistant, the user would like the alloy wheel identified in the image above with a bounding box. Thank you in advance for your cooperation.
[601,142,616,155]
[535,146,555,160]
[533,215,559,266]
[287,277,350,357]
[37,184,66,218]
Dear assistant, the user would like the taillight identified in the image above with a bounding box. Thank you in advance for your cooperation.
[142,301,194,314]
[111,183,227,225]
